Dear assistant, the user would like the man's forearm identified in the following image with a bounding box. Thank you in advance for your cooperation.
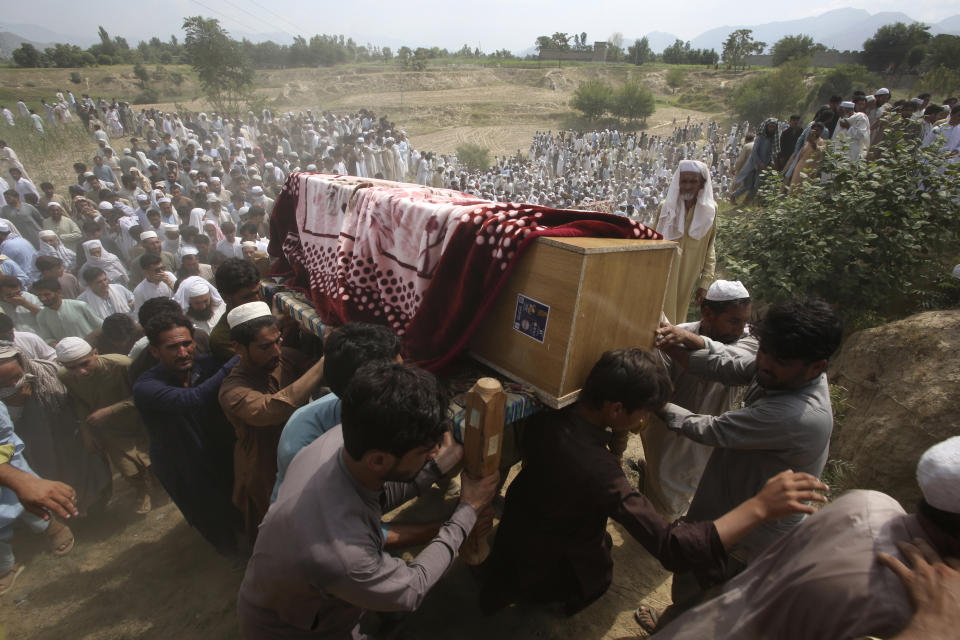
[384,521,444,550]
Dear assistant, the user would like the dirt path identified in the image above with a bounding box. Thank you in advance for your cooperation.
[1,437,671,640]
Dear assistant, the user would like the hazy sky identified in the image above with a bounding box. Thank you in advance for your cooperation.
[3,0,957,51]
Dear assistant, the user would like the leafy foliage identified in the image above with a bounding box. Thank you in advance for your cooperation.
[611,82,655,122]
[916,66,960,97]
[722,29,765,71]
[861,22,931,72]
[718,129,960,327]
[182,16,254,114]
[924,34,960,71]
[456,143,490,172]
[771,34,825,66]
[665,68,686,92]
[807,65,881,109]
[627,38,652,66]
[730,63,806,125]
[570,79,613,120]
[661,40,719,65]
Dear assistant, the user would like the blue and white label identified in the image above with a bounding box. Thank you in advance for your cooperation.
[513,294,549,343]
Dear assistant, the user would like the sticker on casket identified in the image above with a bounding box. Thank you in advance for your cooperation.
[513,294,549,343]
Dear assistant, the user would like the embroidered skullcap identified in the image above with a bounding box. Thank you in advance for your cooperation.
[136,193,149,202]
[876,88,890,96]
[678,159,700,173]
[162,223,179,232]
[140,231,158,241]
[180,246,198,256]
[227,301,272,329]
[98,201,113,211]
[39,230,57,239]
[705,280,750,302]
[840,101,855,109]
[210,176,221,183]
[917,436,960,513]
[55,337,93,364]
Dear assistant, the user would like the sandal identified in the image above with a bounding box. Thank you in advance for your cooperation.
[45,519,75,556]
[634,604,660,635]
[136,492,152,515]
[0,564,24,596]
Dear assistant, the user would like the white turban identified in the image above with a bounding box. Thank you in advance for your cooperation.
[180,246,199,256]
[140,231,158,241]
[172,275,224,312]
[82,239,103,252]
[705,280,750,302]
[55,337,93,363]
[227,301,272,329]
[656,160,716,241]
[917,436,960,513]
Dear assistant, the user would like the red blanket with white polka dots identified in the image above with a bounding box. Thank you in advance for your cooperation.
[269,173,660,370]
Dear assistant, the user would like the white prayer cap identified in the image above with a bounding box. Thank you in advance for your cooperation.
[189,170,199,176]
[136,194,149,202]
[227,301,272,329]
[157,197,171,204]
[206,193,220,203]
[306,164,317,171]
[238,206,249,217]
[198,181,208,188]
[210,176,221,183]
[162,223,179,232]
[911,98,924,105]
[47,201,63,210]
[180,245,198,256]
[705,280,750,302]
[876,88,890,96]
[55,337,94,363]
[840,101,855,109]
[264,162,274,169]
[83,171,95,178]
[917,436,960,513]
[140,231,158,241]
[241,241,257,248]
[123,147,132,154]
[0,221,9,233]
[251,186,263,195]
[188,279,208,297]
[677,159,701,173]
[82,239,102,251]
[356,137,364,143]
[39,230,57,239]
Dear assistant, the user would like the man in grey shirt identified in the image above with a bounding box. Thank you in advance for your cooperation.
[238,361,498,639]
[655,298,842,605]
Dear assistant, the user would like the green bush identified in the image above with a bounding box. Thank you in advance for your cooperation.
[665,68,686,92]
[807,65,881,109]
[133,88,160,104]
[456,143,490,172]
[611,82,655,122]
[570,79,613,120]
[717,128,960,327]
[730,62,806,124]
[69,71,82,84]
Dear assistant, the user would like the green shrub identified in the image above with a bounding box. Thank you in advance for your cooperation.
[730,62,806,124]
[717,128,960,327]
[570,79,613,120]
[665,68,686,92]
[611,82,655,122]
[69,71,82,84]
[133,88,160,104]
[456,143,490,172]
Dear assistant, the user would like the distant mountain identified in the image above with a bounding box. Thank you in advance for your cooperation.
[0,23,95,48]
[0,31,53,59]
[688,8,960,53]
[643,32,681,53]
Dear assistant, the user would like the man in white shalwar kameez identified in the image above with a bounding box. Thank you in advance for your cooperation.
[832,101,870,162]
[641,280,756,520]
[652,160,717,324]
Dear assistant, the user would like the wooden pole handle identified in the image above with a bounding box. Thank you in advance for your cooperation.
[460,377,506,565]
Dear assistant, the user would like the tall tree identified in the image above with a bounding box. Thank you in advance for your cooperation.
[182,16,254,114]
[771,34,825,66]
[627,37,652,66]
[861,22,931,72]
[722,29,765,71]
[11,43,43,68]
[550,32,571,50]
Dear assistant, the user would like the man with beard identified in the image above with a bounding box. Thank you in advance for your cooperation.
[217,302,323,541]
[174,276,225,335]
[132,314,241,554]
[176,246,214,285]
[652,298,842,611]
[639,280,756,521]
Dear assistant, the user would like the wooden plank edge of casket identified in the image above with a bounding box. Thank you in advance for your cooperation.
[469,353,576,410]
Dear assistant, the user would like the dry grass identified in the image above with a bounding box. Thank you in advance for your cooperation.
[1,120,104,188]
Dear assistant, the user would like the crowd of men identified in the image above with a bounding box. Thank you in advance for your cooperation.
[0,89,957,640]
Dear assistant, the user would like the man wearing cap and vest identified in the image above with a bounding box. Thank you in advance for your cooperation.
[650,435,960,639]
[641,280,756,521]
[218,301,324,541]
[652,160,717,324]
[56,337,154,515]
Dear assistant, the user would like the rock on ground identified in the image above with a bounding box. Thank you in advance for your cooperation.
[828,309,960,508]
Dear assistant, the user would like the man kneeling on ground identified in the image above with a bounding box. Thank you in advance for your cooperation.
[238,361,499,639]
